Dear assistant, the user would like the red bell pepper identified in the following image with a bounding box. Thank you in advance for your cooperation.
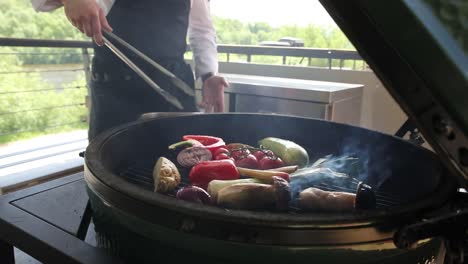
[183,135,225,155]
[189,159,239,190]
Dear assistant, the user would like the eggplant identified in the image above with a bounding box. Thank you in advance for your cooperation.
[217,176,291,211]
[355,182,376,209]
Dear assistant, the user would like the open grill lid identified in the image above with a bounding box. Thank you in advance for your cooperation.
[319,0,468,187]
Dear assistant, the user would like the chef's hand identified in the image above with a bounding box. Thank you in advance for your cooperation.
[61,0,113,46]
[200,75,229,113]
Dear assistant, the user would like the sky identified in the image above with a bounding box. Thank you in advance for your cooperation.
[210,0,337,27]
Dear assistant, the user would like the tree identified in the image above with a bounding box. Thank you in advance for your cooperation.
[213,16,353,50]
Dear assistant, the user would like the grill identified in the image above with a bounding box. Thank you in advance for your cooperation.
[83,0,467,263]
[84,113,457,263]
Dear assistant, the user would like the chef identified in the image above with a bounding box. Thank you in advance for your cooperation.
[31,0,228,139]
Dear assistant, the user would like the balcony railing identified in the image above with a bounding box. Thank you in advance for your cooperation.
[214,44,365,70]
[0,37,366,139]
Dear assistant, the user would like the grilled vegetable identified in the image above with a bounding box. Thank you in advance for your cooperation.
[207,178,263,201]
[355,182,376,210]
[258,137,309,168]
[298,187,355,211]
[153,157,181,193]
[258,156,284,170]
[182,135,225,155]
[237,167,289,182]
[189,159,239,190]
[225,143,254,151]
[177,146,212,167]
[217,176,290,210]
[213,147,230,157]
[168,139,202,151]
[176,186,212,205]
[235,153,259,169]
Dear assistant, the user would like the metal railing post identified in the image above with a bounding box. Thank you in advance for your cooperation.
[81,47,92,124]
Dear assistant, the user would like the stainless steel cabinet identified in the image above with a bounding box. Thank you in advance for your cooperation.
[196,74,364,126]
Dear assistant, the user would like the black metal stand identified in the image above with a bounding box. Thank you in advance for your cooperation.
[0,172,122,264]
[0,239,14,264]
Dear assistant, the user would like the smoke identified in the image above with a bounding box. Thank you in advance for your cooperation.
[290,167,354,197]
[289,137,375,205]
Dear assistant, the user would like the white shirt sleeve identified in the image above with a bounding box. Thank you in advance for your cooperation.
[31,0,115,15]
[188,0,219,79]
[31,0,62,12]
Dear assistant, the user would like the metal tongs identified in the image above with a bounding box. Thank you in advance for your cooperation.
[101,31,195,110]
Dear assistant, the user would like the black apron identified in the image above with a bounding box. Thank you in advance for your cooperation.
[88,0,198,140]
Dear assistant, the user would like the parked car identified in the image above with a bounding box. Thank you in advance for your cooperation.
[278,37,305,47]
[258,41,291,47]
[259,37,305,47]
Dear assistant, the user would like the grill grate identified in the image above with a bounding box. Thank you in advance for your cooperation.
[119,161,405,211]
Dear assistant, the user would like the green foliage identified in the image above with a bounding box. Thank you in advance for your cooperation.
[212,17,354,50]
[0,0,86,64]
[0,47,87,144]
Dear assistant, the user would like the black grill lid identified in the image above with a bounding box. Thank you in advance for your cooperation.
[319,0,468,187]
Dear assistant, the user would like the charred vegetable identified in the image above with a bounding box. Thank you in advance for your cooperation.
[153,157,181,193]
[176,186,212,205]
[207,178,263,201]
[177,146,212,167]
[298,187,356,211]
[217,176,290,211]
[355,182,376,210]
[258,137,309,168]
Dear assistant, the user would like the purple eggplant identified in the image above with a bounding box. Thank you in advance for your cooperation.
[176,186,212,205]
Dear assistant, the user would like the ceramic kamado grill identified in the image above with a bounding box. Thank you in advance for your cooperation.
[84,1,468,263]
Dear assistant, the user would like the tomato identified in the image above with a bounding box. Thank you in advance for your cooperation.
[213,148,230,157]
[253,150,265,161]
[258,156,284,170]
[235,154,258,169]
[215,153,232,160]
[231,149,250,161]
